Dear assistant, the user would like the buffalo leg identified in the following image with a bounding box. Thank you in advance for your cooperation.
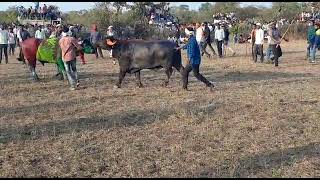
[116,69,127,88]
[135,71,143,88]
[29,65,39,81]
[163,67,173,87]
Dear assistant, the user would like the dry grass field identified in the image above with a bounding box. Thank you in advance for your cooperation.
[1,40,320,177]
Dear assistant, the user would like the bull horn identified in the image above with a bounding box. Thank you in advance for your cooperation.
[106,39,117,46]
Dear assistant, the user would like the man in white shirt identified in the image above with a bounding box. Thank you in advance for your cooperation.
[196,22,210,58]
[215,23,225,58]
[254,23,264,63]
[0,25,9,64]
[35,26,45,40]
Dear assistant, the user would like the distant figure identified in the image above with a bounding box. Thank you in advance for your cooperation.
[8,27,16,56]
[0,25,9,64]
[90,24,104,59]
[253,23,264,63]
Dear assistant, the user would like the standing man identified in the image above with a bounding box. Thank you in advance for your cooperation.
[90,24,104,60]
[310,22,320,63]
[202,22,216,58]
[176,28,214,91]
[35,25,45,40]
[222,24,236,57]
[215,23,225,58]
[0,25,9,64]
[269,21,288,67]
[250,23,256,61]
[253,23,264,63]
[307,20,315,61]
[107,26,116,64]
[8,27,16,56]
[59,30,82,90]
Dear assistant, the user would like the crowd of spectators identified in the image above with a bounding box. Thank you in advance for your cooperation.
[17,4,62,22]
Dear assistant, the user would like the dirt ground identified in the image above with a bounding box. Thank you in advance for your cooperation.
[1,40,320,177]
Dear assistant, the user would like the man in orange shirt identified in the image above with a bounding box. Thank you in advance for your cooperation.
[59,29,82,90]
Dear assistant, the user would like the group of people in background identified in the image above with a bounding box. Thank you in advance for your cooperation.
[307,20,320,63]
[17,3,61,21]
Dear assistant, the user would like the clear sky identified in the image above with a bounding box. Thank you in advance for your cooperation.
[0,2,273,12]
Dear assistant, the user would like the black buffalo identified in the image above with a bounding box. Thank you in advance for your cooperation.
[101,38,185,88]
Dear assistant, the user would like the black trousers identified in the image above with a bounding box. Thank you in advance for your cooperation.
[253,44,264,62]
[202,41,216,55]
[182,63,212,89]
[216,40,223,57]
[0,44,8,63]
[8,44,15,55]
[271,44,282,67]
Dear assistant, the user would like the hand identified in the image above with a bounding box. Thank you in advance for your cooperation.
[175,47,181,51]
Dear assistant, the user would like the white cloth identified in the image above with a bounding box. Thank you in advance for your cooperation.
[215,28,225,41]
[254,28,264,45]
[17,29,22,43]
[196,26,204,43]
[0,30,9,44]
[8,32,15,44]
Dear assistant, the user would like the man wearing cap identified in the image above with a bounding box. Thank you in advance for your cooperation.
[107,25,117,64]
[176,27,214,91]
[253,23,264,63]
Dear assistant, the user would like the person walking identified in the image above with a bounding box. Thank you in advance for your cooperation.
[8,27,16,56]
[215,23,224,58]
[59,30,82,90]
[222,24,236,57]
[175,28,214,91]
[0,25,9,64]
[90,24,104,60]
[202,22,216,58]
[253,23,264,63]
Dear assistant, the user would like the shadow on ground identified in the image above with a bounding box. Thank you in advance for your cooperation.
[196,142,320,177]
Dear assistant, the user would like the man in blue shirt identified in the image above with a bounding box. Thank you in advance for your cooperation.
[176,27,214,91]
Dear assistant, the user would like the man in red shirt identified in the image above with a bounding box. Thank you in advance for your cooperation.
[59,29,82,90]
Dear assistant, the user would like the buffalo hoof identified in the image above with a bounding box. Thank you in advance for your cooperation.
[113,85,120,89]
